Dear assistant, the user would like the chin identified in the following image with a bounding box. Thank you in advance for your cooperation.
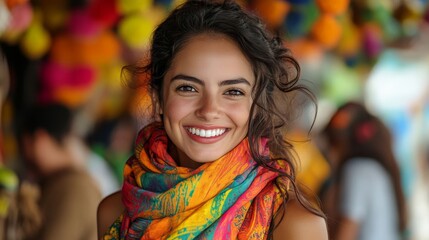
[190,154,220,164]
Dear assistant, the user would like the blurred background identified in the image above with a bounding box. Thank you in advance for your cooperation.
[0,0,428,239]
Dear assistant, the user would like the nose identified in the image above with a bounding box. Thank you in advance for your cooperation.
[195,94,221,120]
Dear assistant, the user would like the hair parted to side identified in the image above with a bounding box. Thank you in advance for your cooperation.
[123,0,323,236]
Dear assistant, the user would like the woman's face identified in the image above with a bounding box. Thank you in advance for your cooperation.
[161,33,255,168]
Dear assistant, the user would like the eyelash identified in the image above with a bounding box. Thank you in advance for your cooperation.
[224,89,245,96]
[175,85,245,96]
[176,85,197,92]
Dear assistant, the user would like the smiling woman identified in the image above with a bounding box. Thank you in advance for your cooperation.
[97,1,328,239]
[162,34,254,167]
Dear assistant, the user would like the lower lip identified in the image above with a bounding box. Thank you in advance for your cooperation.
[185,129,228,144]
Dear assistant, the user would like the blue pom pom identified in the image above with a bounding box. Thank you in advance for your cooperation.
[286,0,312,5]
[154,0,173,6]
[284,10,306,38]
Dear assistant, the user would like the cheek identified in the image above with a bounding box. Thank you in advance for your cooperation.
[227,101,252,127]
[163,97,194,124]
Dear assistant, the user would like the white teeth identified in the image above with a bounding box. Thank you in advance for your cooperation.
[187,127,226,138]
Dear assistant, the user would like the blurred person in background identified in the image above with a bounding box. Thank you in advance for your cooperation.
[20,103,101,240]
[320,101,407,240]
[86,113,137,184]
[1,49,41,240]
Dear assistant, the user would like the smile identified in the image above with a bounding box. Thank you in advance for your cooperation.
[186,127,227,138]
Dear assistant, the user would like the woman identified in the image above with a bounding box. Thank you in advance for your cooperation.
[321,102,407,240]
[97,1,328,239]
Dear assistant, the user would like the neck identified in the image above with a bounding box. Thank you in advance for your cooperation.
[168,143,203,169]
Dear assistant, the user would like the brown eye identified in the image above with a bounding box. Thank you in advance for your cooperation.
[224,89,244,96]
[176,85,197,92]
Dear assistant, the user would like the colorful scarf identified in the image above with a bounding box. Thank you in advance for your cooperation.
[104,122,288,240]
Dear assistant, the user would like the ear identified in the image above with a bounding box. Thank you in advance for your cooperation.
[152,90,163,115]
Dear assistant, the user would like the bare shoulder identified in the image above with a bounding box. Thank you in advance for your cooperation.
[273,198,329,240]
[97,191,124,238]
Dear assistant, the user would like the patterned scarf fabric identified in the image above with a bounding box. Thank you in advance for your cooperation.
[104,122,288,240]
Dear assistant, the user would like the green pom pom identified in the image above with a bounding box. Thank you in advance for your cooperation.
[0,166,19,192]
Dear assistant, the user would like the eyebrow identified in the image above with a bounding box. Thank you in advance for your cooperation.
[170,74,251,86]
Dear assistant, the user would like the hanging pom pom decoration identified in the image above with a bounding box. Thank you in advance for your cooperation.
[98,61,131,119]
[67,10,101,39]
[287,38,323,61]
[88,0,120,29]
[251,0,290,31]
[336,13,361,58]
[154,0,173,7]
[286,0,312,5]
[311,14,342,49]
[50,30,120,66]
[316,0,350,15]
[284,1,319,39]
[41,61,96,90]
[20,12,51,59]
[284,9,307,38]
[39,61,97,108]
[5,0,27,9]
[1,2,33,44]
[117,0,153,14]
[361,23,383,59]
[5,2,33,34]
[118,13,155,50]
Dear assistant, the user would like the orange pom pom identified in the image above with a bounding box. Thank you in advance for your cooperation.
[311,14,342,49]
[287,38,323,61]
[53,86,94,108]
[51,30,120,66]
[6,0,27,9]
[252,0,290,30]
[316,0,350,15]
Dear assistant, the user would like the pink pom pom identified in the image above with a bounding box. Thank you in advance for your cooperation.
[41,61,96,89]
[67,10,101,38]
[41,61,69,89]
[88,0,120,28]
[69,66,97,87]
[38,62,97,107]
[362,24,383,58]
[7,2,32,32]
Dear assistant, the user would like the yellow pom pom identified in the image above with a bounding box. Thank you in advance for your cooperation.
[117,0,153,14]
[336,15,361,56]
[118,13,155,49]
[20,21,51,59]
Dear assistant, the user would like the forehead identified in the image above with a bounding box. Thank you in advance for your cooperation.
[165,33,255,84]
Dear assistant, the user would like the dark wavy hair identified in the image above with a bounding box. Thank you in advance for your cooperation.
[324,102,406,232]
[123,0,324,237]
